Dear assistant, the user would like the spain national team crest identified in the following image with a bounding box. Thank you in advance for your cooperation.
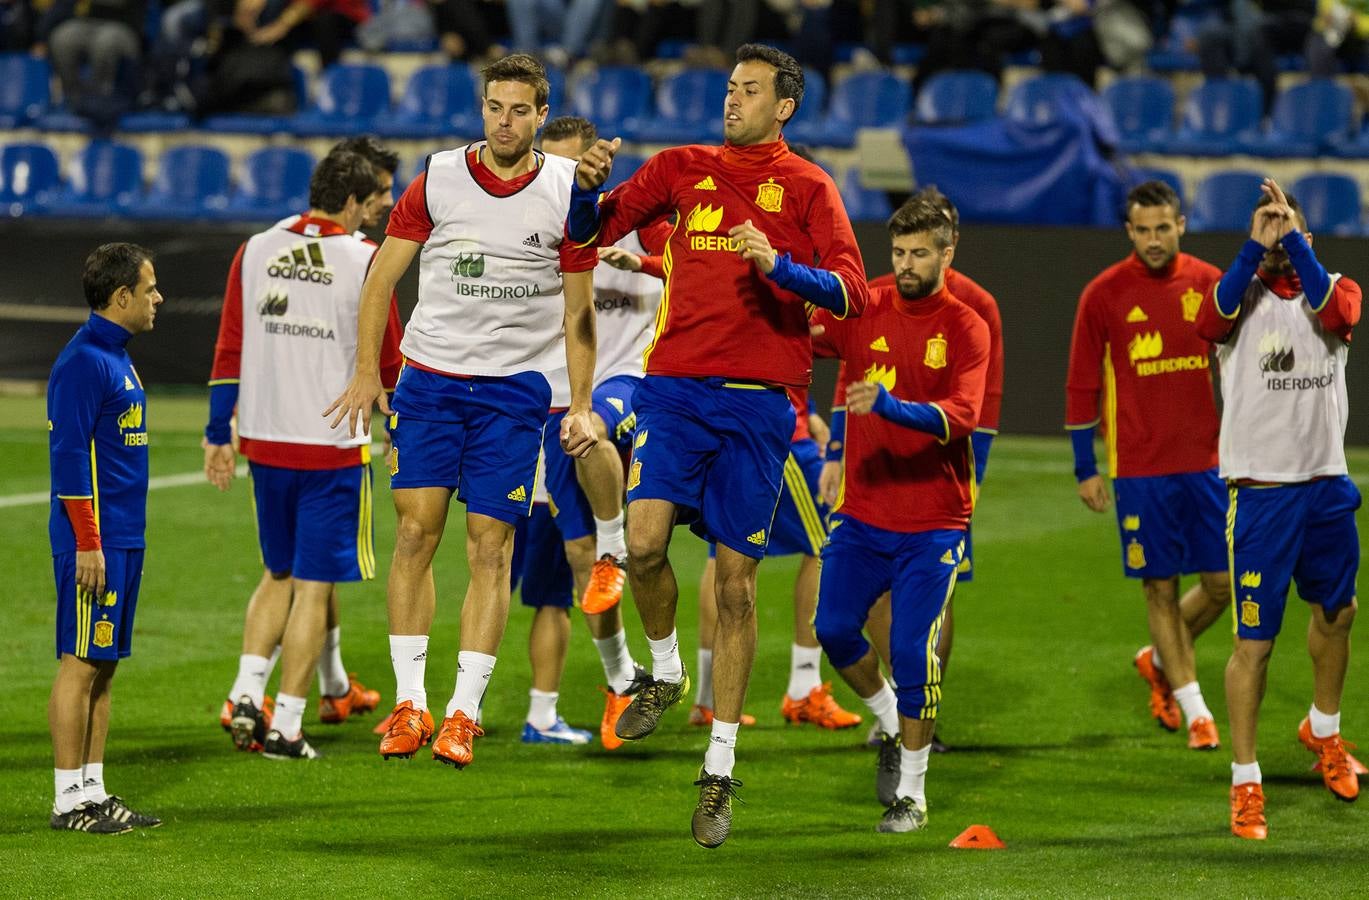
[755,178,784,213]
[93,619,114,649]
[1180,287,1203,323]
[1126,539,1146,569]
[627,459,642,491]
[924,333,948,370]
[1241,600,1261,628]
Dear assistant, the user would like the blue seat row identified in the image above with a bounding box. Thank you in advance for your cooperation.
[1126,166,1366,235]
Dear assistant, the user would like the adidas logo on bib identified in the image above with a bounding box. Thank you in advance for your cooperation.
[522,233,542,247]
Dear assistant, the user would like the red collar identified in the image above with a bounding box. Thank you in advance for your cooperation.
[1125,252,1181,279]
[1257,269,1303,299]
[720,138,789,170]
[287,214,350,237]
[892,283,952,317]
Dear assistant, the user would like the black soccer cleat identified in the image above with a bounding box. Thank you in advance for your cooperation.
[97,795,162,828]
[876,732,902,807]
[691,769,743,849]
[230,695,267,753]
[262,729,320,760]
[50,802,133,835]
[876,797,928,834]
[614,666,690,741]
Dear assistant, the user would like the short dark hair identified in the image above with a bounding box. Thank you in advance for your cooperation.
[911,185,959,234]
[736,43,805,121]
[309,149,380,214]
[887,198,954,250]
[1254,187,1307,231]
[331,136,399,175]
[83,243,153,311]
[482,53,550,108]
[1127,180,1182,217]
[542,115,597,149]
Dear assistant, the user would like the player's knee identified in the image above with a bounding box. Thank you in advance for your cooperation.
[1232,637,1274,667]
[626,534,668,577]
[714,577,755,622]
[895,682,936,721]
[1201,571,1233,606]
[1313,597,1357,636]
[394,513,442,559]
[268,568,291,581]
[813,607,867,669]
[1142,577,1180,607]
[590,412,610,442]
[467,529,512,575]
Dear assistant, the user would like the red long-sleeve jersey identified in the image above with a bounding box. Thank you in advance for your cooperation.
[1065,252,1221,478]
[812,283,988,533]
[582,139,868,388]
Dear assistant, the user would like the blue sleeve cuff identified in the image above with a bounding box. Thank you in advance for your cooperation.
[871,386,945,436]
[1071,426,1098,481]
[971,430,994,484]
[1216,239,1266,318]
[567,181,603,245]
[206,382,238,445]
[1281,230,1333,312]
[827,409,846,461]
[767,252,849,314]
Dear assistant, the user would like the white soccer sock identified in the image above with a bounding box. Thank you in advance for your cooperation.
[389,634,429,709]
[897,744,931,806]
[228,654,271,708]
[316,625,350,698]
[647,629,684,683]
[54,768,86,814]
[1232,760,1262,785]
[703,719,740,778]
[695,648,714,708]
[446,651,497,719]
[81,762,107,804]
[786,643,823,701]
[595,513,627,560]
[1150,646,1164,671]
[528,688,559,731]
[273,693,307,740]
[593,629,636,694]
[1310,704,1341,738]
[861,681,901,738]
[1172,682,1213,726]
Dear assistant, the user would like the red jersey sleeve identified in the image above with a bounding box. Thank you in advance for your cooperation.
[1195,281,1238,343]
[936,314,990,441]
[1065,280,1107,428]
[589,152,677,248]
[559,223,598,273]
[952,276,1004,432]
[639,218,674,254]
[807,175,869,319]
[210,242,246,383]
[1316,276,1361,341]
[386,171,435,243]
[639,255,665,280]
[809,307,849,359]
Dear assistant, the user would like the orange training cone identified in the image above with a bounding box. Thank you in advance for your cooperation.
[949,825,1005,850]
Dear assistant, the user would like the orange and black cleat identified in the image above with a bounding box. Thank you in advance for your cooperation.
[688,705,756,727]
[1188,716,1220,751]
[319,674,382,724]
[1230,782,1267,840]
[581,554,627,615]
[377,700,435,760]
[432,711,483,769]
[1298,718,1362,801]
[781,683,863,730]
[1133,646,1180,732]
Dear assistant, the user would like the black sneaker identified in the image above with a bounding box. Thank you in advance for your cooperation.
[691,769,742,849]
[614,666,690,741]
[876,797,927,834]
[230,695,266,752]
[876,732,901,807]
[50,802,133,835]
[930,731,951,754]
[97,795,162,828]
[262,729,320,760]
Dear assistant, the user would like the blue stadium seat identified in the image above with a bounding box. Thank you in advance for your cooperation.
[569,66,652,141]
[1126,165,1185,208]
[1188,170,1264,232]
[130,145,231,220]
[293,63,392,137]
[45,140,144,218]
[1291,172,1363,236]
[604,152,645,192]
[1103,76,1175,154]
[635,68,728,143]
[202,66,310,134]
[783,68,828,141]
[0,54,52,128]
[376,64,480,140]
[1242,79,1354,157]
[226,147,315,220]
[1163,78,1262,156]
[0,142,61,215]
[840,168,892,222]
[545,66,567,116]
[914,70,998,125]
[1004,73,1095,127]
[808,70,911,148]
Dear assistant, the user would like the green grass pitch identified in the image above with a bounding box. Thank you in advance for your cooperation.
[1,392,1366,897]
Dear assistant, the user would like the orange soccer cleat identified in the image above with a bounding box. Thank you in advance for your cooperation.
[220,694,274,732]
[581,554,627,615]
[1188,716,1220,751]
[1133,646,1180,732]
[1298,717,1363,801]
[687,705,756,727]
[432,710,484,769]
[319,674,382,724]
[1230,782,1267,840]
[601,687,634,751]
[781,683,864,730]
[377,700,434,759]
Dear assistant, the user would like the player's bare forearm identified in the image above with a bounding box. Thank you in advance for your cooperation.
[560,270,599,458]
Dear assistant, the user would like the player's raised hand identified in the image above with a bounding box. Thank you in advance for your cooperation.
[575,137,621,191]
[560,410,598,458]
[1077,474,1111,513]
[324,370,392,438]
[729,220,776,275]
[846,380,880,415]
[598,246,643,272]
[1252,178,1295,247]
[75,549,106,601]
[819,460,843,506]
[202,438,236,492]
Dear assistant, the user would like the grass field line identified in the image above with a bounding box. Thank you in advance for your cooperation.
[0,464,251,508]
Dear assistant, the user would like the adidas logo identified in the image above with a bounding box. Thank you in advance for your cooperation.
[746,530,767,546]
[1126,306,1149,323]
[797,663,816,670]
[61,784,84,795]
[413,651,427,662]
[869,335,890,352]
[508,485,528,502]
[694,175,717,191]
[939,549,955,564]
[267,241,334,285]
[522,233,542,248]
[123,375,135,390]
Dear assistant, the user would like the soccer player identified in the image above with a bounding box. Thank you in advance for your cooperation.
[325,54,599,771]
[1196,179,1364,840]
[567,43,869,847]
[1065,180,1231,750]
[47,242,163,832]
[206,149,403,759]
[810,198,989,834]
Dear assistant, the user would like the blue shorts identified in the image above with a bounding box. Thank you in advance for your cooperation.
[957,525,976,583]
[1113,468,1227,579]
[814,515,963,720]
[592,374,641,452]
[1229,476,1361,641]
[511,503,574,609]
[542,410,595,542]
[628,375,795,559]
[54,548,144,660]
[769,438,829,557]
[251,461,374,582]
[389,367,549,524]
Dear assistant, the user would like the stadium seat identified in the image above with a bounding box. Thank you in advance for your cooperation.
[1291,172,1363,236]
[545,66,567,116]
[1242,79,1353,157]
[293,63,393,137]
[783,68,828,141]
[1004,73,1095,127]
[44,140,144,218]
[1103,76,1175,154]
[0,54,52,128]
[1187,170,1264,232]
[914,70,998,125]
[1126,166,1185,208]
[604,152,645,192]
[0,142,61,215]
[636,68,729,143]
[840,168,892,222]
[807,70,911,148]
[130,145,231,220]
[376,63,480,140]
[1163,78,1263,156]
[226,147,315,220]
[202,66,311,134]
[568,66,652,141]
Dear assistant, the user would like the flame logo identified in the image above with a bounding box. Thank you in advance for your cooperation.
[1128,331,1163,365]
[117,402,143,432]
[863,363,897,392]
[685,203,724,234]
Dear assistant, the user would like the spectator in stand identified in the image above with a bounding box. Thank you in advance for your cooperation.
[430,0,499,61]
[247,0,370,68]
[37,0,146,122]
[1306,0,1369,76]
[1199,0,1316,114]
[912,0,1102,89]
[183,0,296,116]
